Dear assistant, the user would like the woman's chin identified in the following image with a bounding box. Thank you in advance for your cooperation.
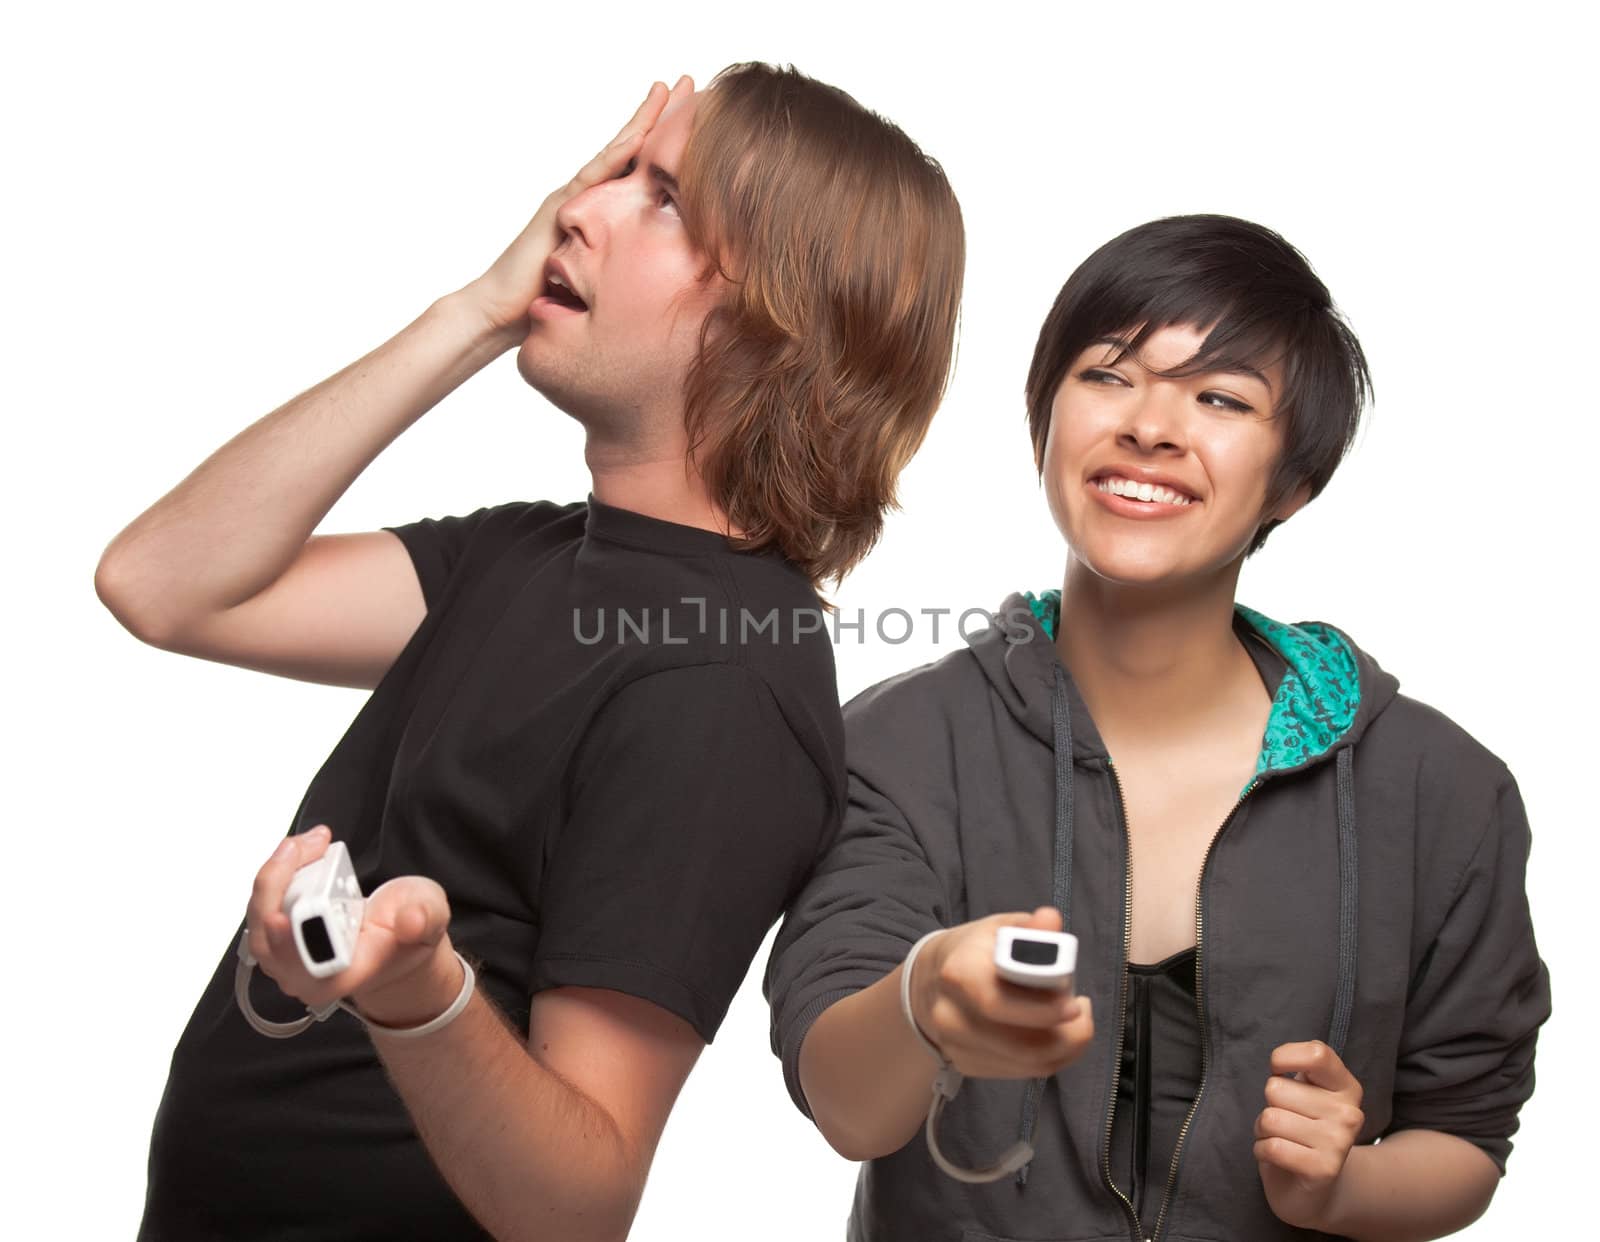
[1085,561,1185,589]
[1064,521,1252,592]
[1070,544,1224,592]
[1065,531,1172,577]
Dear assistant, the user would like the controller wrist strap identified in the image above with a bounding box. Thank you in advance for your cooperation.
[234,929,476,1041]
[901,929,1036,1184]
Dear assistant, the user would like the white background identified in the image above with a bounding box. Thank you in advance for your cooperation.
[9,1,1592,1237]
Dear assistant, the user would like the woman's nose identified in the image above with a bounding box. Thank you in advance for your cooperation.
[1117,386,1187,455]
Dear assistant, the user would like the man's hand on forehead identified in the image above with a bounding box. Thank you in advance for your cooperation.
[460,75,693,335]
[588,74,693,182]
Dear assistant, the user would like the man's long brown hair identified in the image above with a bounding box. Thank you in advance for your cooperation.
[678,63,964,594]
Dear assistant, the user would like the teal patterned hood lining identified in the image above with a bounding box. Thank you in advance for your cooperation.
[1023,589,1363,786]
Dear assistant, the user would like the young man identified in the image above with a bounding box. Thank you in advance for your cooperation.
[95,65,963,1241]
[765,215,1550,1241]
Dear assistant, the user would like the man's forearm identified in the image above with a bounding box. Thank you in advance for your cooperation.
[364,950,643,1242]
[799,965,938,1160]
[94,288,520,639]
[1315,1129,1500,1241]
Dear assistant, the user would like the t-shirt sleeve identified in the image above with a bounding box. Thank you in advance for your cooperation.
[530,663,834,1044]
[382,500,560,613]
[1383,767,1553,1175]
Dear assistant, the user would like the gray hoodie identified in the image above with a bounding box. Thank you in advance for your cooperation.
[765,591,1551,1242]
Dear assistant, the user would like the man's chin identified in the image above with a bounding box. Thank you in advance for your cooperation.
[514,359,606,429]
[515,348,571,404]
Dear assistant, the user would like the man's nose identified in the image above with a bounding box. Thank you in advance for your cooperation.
[554,180,615,250]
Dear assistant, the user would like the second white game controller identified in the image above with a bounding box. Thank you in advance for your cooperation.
[283,839,365,978]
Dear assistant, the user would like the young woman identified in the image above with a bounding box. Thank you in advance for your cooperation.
[765,215,1551,1242]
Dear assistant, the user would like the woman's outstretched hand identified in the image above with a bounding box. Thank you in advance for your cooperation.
[908,906,1095,1079]
[460,76,691,336]
[1254,1039,1367,1230]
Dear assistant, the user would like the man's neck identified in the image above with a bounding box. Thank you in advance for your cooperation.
[587,451,744,539]
[1053,557,1263,750]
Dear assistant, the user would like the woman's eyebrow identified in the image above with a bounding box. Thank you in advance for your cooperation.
[1087,336,1274,393]
[1207,361,1273,392]
[649,164,680,193]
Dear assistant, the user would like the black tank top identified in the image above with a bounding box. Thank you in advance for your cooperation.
[1109,945,1204,1239]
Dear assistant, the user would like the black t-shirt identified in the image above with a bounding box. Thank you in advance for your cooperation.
[138,496,845,1241]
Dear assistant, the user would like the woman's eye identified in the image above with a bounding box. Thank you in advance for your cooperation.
[657,188,679,215]
[1079,368,1125,386]
[1200,391,1253,413]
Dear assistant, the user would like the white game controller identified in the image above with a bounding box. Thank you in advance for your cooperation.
[283,839,365,978]
[994,927,1077,993]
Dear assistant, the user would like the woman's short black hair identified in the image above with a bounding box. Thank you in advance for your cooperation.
[1024,214,1373,555]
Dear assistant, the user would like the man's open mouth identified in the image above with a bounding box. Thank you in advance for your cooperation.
[542,271,588,312]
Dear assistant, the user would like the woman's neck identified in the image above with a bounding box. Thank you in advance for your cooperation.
[1054,557,1264,750]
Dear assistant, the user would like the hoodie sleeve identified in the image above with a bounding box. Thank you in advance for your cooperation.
[1383,766,1552,1175]
[762,763,952,1120]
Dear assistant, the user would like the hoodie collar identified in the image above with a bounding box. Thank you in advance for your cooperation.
[973,589,1398,789]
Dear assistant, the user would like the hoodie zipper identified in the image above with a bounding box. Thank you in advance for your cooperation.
[1101,762,1145,1242]
[1149,775,1260,1242]
[1103,761,1260,1242]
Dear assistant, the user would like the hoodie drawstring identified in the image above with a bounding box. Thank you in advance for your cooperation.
[1014,668,1360,1190]
[1015,664,1076,1186]
[1329,746,1358,1058]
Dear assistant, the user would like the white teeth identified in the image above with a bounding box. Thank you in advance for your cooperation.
[1095,476,1193,506]
[549,272,570,289]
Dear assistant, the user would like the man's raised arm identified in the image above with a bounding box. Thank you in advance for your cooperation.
[93,83,673,689]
